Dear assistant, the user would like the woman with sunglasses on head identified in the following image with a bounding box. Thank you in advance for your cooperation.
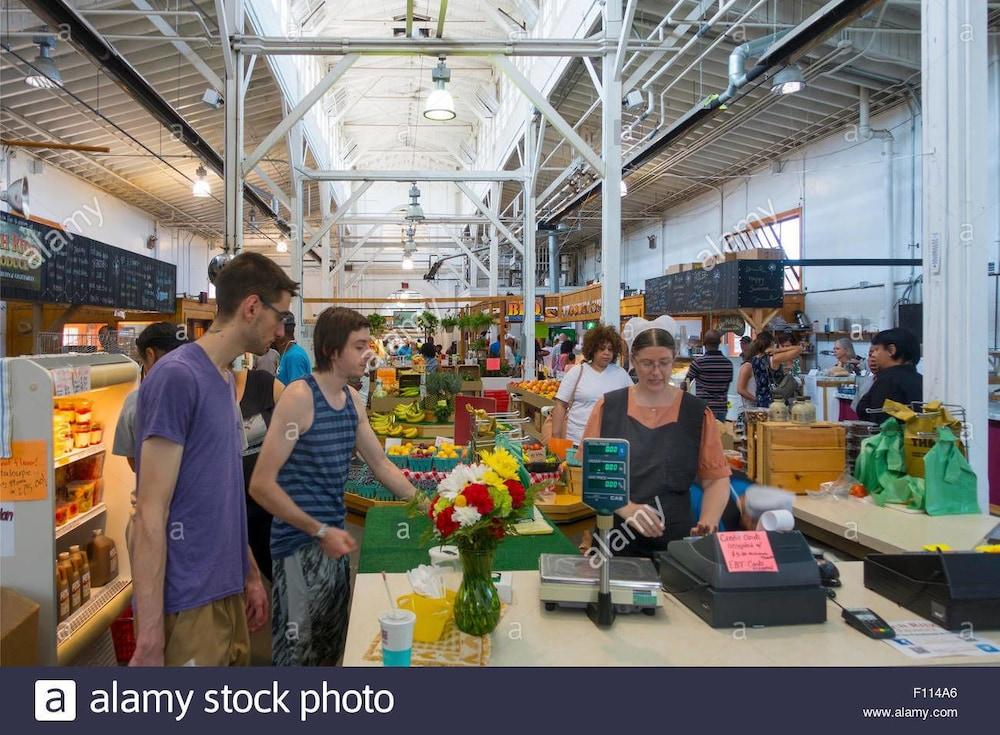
[581,318,732,557]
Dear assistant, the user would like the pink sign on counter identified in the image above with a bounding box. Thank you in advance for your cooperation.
[717,531,779,573]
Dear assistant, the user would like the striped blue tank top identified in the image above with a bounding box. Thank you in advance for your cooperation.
[270,375,357,559]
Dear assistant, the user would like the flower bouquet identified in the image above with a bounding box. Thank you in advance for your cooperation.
[411,446,536,635]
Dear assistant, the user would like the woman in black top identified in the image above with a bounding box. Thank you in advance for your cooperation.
[856,328,922,420]
[234,367,284,581]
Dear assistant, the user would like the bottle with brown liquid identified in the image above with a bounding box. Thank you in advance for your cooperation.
[56,565,70,622]
[69,544,91,603]
[58,551,81,613]
[87,529,118,587]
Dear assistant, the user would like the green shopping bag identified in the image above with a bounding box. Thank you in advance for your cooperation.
[923,427,979,516]
[871,475,924,510]
[857,418,905,495]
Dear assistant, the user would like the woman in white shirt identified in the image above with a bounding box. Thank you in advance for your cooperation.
[551,324,633,445]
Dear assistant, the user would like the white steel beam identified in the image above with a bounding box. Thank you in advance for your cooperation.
[305,180,374,254]
[214,0,235,80]
[319,181,333,298]
[622,0,715,92]
[304,169,527,182]
[582,56,603,97]
[613,0,637,83]
[331,227,381,278]
[448,234,490,279]
[445,262,470,291]
[244,53,358,174]
[223,0,244,253]
[346,248,385,290]
[456,181,524,256]
[241,53,257,98]
[494,55,605,178]
[287,119,305,326]
[489,181,500,294]
[601,0,622,327]
[920,0,990,507]
[522,108,537,379]
[131,0,222,91]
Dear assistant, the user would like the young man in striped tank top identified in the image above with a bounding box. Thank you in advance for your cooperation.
[250,307,418,666]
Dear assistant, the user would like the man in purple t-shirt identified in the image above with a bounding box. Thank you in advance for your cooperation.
[129,253,299,666]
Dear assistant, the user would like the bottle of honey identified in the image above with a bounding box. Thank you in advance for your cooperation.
[69,544,91,603]
[58,551,81,613]
[56,565,70,622]
[87,529,118,587]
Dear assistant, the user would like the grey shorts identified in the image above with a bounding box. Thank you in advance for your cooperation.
[271,541,351,666]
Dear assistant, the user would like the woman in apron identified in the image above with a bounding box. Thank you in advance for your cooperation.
[582,317,732,557]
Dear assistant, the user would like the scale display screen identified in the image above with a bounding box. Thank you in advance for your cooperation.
[582,438,629,514]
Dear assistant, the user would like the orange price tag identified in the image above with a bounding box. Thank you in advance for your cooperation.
[0,441,49,502]
[717,531,779,573]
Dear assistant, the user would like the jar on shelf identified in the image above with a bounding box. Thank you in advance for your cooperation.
[74,399,93,424]
[767,399,790,422]
[89,422,103,445]
[72,422,91,449]
[53,417,73,457]
[68,480,96,512]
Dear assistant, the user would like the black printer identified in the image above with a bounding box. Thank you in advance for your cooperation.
[657,531,828,628]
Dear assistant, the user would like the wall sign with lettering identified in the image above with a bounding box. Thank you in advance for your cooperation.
[0,441,49,502]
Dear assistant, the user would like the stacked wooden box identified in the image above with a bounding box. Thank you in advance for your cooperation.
[755,421,847,493]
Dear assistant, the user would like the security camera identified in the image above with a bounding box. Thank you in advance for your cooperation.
[622,89,644,109]
[201,89,224,109]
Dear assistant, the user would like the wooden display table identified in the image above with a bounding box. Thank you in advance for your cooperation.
[793,495,1000,559]
[512,389,555,441]
[343,563,999,666]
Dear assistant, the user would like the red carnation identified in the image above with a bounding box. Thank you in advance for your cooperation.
[461,483,494,514]
[504,479,526,508]
[427,494,438,520]
[490,518,506,539]
[435,506,459,537]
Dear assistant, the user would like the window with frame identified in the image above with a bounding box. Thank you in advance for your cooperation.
[722,209,802,292]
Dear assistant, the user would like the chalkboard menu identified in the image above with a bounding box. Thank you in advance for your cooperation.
[644,260,783,316]
[0,211,175,313]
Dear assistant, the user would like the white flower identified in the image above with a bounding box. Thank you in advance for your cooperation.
[437,463,489,499]
[452,505,482,527]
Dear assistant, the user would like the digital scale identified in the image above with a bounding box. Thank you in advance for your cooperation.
[538,438,661,625]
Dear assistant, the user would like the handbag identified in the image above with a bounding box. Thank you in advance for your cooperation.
[769,365,801,401]
[542,363,586,443]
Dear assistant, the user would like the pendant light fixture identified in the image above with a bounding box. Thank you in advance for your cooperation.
[276,236,288,253]
[405,182,425,221]
[402,225,416,270]
[620,179,628,197]
[771,64,806,96]
[24,36,62,89]
[192,164,211,197]
[423,56,456,121]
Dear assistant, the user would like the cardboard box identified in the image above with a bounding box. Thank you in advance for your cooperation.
[0,587,40,667]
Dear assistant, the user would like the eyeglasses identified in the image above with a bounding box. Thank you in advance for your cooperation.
[635,359,674,372]
[258,297,284,318]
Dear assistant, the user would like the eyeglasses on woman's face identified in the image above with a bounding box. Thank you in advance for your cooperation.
[634,357,674,373]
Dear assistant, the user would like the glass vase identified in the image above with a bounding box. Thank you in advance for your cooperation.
[453,544,501,636]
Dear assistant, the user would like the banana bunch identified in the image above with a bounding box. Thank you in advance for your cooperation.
[400,386,420,398]
[370,412,400,436]
[393,402,426,423]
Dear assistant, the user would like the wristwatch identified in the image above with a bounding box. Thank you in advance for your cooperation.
[313,523,329,539]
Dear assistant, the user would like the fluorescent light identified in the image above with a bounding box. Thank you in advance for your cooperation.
[424,57,456,121]
[276,237,288,253]
[402,253,414,270]
[771,65,806,96]
[620,179,628,197]
[25,37,62,89]
[192,164,211,197]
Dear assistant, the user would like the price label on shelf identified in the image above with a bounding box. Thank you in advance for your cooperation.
[52,368,73,396]
[72,366,91,393]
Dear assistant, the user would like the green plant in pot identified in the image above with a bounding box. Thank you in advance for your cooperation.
[367,312,387,337]
[440,315,459,333]
[426,370,462,422]
[416,310,439,340]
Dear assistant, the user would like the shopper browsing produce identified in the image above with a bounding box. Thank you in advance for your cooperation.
[130,252,293,666]
[274,311,312,385]
[250,307,418,666]
[582,318,731,555]
[551,324,633,446]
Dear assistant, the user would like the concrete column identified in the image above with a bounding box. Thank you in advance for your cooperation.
[600,0,623,327]
[921,0,990,506]
[223,0,244,253]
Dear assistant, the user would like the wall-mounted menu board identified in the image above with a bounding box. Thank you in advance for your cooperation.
[644,260,783,316]
[0,211,176,313]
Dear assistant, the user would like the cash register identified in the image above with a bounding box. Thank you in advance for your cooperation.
[658,531,828,628]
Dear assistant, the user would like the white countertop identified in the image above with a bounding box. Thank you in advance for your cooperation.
[793,495,1000,553]
[343,563,998,667]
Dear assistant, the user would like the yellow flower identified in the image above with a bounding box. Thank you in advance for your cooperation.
[479,447,519,481]
[454,495,468,507]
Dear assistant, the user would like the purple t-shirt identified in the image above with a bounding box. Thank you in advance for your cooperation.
[135,342,249,615]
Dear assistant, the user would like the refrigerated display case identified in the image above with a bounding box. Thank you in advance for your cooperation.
[0,353,138,665]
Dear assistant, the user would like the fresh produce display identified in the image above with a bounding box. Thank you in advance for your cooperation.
[394,402,429,422]
[369,412,421,437]
[512,379,560,399]
[400,386,421,398]
[436,442,459,459]
[409,444,437,459]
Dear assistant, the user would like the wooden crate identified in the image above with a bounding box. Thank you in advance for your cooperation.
[758,422,846,493]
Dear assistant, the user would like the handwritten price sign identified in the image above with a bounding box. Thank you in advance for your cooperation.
[717,531,779,573]
[0,441,48,501]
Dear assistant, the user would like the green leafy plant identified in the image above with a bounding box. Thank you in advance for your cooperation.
[416,310,439,338]
[472,312,494,332]
[440,315,459,332]
[457,312,476,332]
[426,370,463,398]
[367,312,387,337]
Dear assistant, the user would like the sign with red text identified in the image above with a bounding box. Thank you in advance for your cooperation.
[717,531,779,573]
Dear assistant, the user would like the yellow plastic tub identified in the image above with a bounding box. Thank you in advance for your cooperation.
[397,591,456,642]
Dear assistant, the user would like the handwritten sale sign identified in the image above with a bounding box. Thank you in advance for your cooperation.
[0,441,48,501]
[717,531,779,573]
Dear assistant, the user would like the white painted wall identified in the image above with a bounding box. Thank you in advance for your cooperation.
[2,150,213,297]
